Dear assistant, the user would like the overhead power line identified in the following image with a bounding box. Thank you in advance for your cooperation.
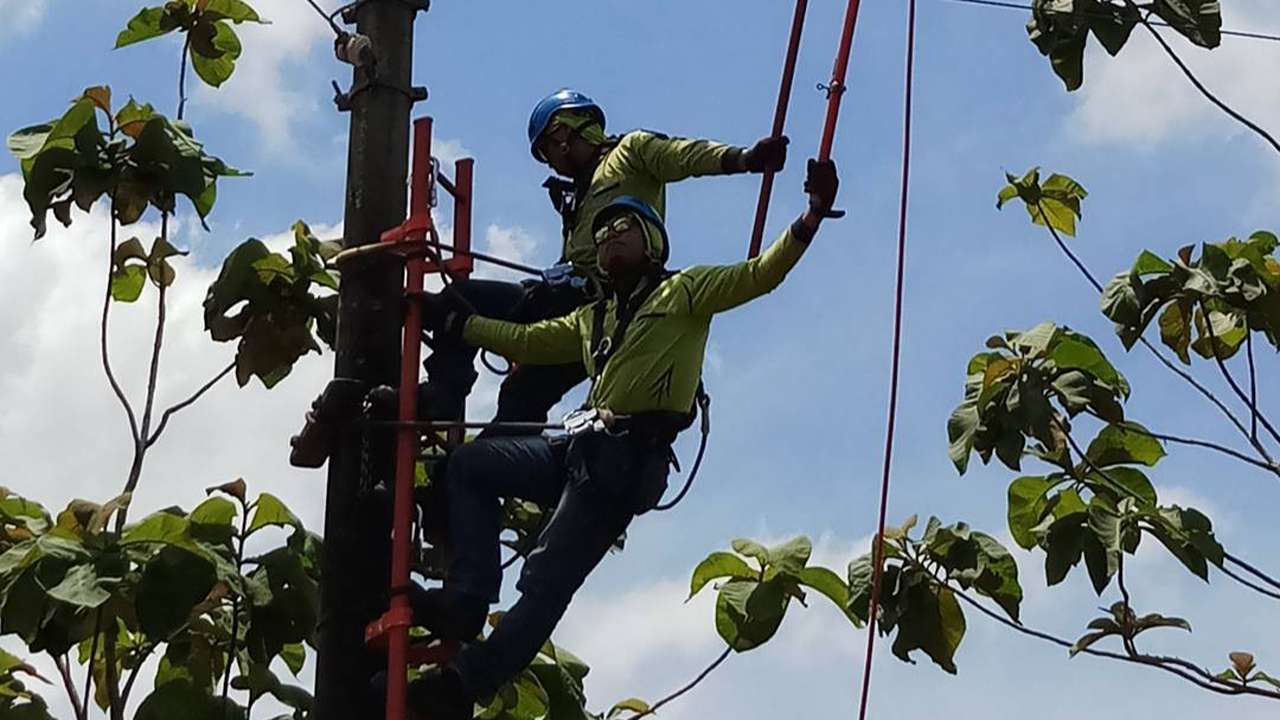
[944,0,1280,44]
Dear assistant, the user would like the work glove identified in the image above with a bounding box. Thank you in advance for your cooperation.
[419,291,473,345]
[743,135,789,173]
[804,158,842,218]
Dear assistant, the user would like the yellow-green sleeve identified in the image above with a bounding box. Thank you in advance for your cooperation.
[626,131,736,183]
[682,226,808,315]
[462,311,583,365]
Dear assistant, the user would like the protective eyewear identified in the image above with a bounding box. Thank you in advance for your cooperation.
[593,215,634,245]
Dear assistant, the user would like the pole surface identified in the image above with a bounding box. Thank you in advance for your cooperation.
[315,2,419,718]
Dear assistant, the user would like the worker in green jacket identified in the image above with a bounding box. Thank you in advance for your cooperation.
[405,157,840,718]
[417,89,789,426]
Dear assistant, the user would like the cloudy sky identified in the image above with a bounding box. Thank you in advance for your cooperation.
[3,0,1280,718]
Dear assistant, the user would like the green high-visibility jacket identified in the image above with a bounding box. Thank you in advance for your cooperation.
[464,227,808,416]
[563,130,737,283]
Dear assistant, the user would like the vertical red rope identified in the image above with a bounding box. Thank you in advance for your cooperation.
[856,0,916,718]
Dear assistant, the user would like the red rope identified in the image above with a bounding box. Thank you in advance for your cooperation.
[856,0,916,718]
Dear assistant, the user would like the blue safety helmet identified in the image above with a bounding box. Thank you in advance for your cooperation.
[527,89,606,162]
[592,195,669,264]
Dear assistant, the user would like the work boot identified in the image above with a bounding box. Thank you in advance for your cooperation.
[408,585,487,641]
[288,378,367,468]
[407,666,474,720]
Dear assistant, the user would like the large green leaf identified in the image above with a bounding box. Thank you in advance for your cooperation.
[714,579,790,652]
[888,578,966,674]
[202,0,265,23]
[136,680,246,720]
[765,536,813,578]
[45,563,110,609]
[796,566,861,626]
[1086,422,1166,468]
[688,552,756,599]
[1151,0,1221,48]
[1089,466,1157,508]
[247,494,301,535]
[947,400,980,474]
[137,546,218,640]
[1007,476,1052,549]
[190,22,243,88]
[115,7,174,48]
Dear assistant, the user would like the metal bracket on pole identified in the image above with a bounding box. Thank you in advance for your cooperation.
[333,78,428,112]
[339,0,430,25]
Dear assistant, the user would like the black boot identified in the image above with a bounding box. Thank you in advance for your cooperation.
[417,380,468,422]
[408,585,487,641]
[288,378,367,468]
[407,666,474,720]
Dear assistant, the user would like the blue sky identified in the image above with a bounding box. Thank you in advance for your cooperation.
[2,0,1280,718]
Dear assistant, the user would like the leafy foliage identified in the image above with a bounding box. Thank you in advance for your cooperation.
[1070,600,1191,656]
[690,536,860,653]
[1101,232,1280,359]
[0,648,54,720]
[847,517,1022,674]
[116,0,268,88]
[997,167,1088,237]
[203,221,340,388]
[6,87,246,239]
[1026,0,1221,91]
[948,321,1129,475]
[0,483,317,718]
[1215,652,1280,690]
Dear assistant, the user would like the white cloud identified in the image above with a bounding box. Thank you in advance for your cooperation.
[194,0,333,152]
[475,223,544,283]
[0,0,48,40]
[1070,2,1280,149]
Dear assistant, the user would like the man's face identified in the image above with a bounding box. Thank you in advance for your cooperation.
[595,213,650,278]
[537,124,580,177]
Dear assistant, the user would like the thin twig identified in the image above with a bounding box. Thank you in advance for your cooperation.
[1224,552,1280,593]
[223,503,251,714]
[623,647,732,720]
[1247,333,1259,442]
[1198,301,1280,446]
[1084,409,1279,476]
[52,654,86,720]
[1123,0,1280,156]
[102,199,140,445]
[81,609,102,720]
[1038,217,1276,467]
[1117,558,1138,656]
[147,362,235,448]
[178,35,190,121]
[1220,564,1280,601]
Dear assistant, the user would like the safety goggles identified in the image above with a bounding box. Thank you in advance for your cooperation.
[536,124,574,157]
[593,215,634,245]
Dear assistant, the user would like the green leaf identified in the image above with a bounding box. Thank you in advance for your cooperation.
[115,99,157,138]
[1070,629,1114,657]
[122,512,192,547]
[1133,250,1174,276]
[190,22,243,88]
[115,7,174,49]
[110,265,147,302]
[1151,0,1221,48]
[996,184,1019,210]
[189,497,237,528]
[1086,422,1165,468]
[46,563,110,608]
[1044,512,1088,586]
[280,643,306,677]
[846,553,874,625]
[1034,173,1088,237]
[889,579,966,674]
[947,400,980,475]
[689,552,757,599]
[1133,612,1192,635]
[1007,475,1052,549]
[202,0,266,23]
[714,579,790,652]
[137,546,218,640]
[1089,466,1157,509]
[796,566,861,626]
[607,698,650,719]
[247,494,301,535]
[729,538,769,568]
[1051,330,1129,397]
[136,680,246,720]
[766,536,813,578]
[1158,301,1193,364]
[1089,1,1140,54]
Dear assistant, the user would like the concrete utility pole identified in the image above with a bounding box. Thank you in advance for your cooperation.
[315,1,427,717]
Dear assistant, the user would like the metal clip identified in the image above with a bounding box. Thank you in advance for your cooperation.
[817,80,847,99]
[562,408,613,437]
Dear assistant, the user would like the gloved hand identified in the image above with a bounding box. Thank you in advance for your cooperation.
[804,159,842,218]
[419,291,473,344]
[743,135,790,173]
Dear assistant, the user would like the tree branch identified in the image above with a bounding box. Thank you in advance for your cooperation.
[1038,217,1278,469]
[147,362,235,448]
[1124,0,1280,157]
[178,36,190,121]
[1247,333,1258,442]
[1084,409,1280,477]
[52,654,86,720]
[1198,301,1280,447]
[623,647,732,720]
[925,565,1280,700]
[102,199,140,445]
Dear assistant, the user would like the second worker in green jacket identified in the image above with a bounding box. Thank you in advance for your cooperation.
[417,88,789,426]
[406,158,840,719]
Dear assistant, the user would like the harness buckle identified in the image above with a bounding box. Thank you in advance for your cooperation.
[562,408,616,437]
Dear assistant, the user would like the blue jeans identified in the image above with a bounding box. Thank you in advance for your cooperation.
[443,433,669,698]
